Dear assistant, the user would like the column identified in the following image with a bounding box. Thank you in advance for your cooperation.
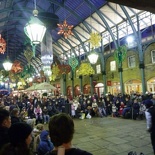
[63,74,66,96]
[79,75,83,94]
[71,70,74,97]
[89,75,93,95]
[139,63,146,94]
[118,67,124,94]
[102,71,107,95]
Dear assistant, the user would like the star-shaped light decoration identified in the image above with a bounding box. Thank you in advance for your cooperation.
[89,32,101,48]
[0,34,6,54]
[57,20,73,39]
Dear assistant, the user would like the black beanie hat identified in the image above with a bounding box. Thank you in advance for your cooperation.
[9,122,33,145]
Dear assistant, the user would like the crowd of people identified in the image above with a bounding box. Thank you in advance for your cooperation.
[0,91,155,154]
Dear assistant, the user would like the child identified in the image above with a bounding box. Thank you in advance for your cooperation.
[37,130,54,155]
[112,103,117,117]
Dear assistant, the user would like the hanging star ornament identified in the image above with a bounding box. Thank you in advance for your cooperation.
[89,32,101,48]
[57,20,73,39]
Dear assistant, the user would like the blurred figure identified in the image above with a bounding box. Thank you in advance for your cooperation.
[46,113,92,155]
[37,130,54,155]
[0,122,33,155]
[0,109,11,149]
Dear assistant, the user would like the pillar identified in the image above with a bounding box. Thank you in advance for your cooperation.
[79,75,83,94]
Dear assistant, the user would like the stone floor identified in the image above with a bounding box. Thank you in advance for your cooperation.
[70,117,153,155]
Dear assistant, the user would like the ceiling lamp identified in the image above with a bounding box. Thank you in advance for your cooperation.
[87,51,99,64]
[24,1,46,44]
[3,57,13,71]
[57,20,73,39]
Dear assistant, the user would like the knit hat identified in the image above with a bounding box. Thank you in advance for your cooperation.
[145,99,153,108]
[9,122,33,145]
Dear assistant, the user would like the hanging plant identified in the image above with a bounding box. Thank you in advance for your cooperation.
[88,32,101,48]
[78,62,95,76]
[68,56,78,71]
[20,65,35,79]
[50,65,60,81]
[114,45,127,65]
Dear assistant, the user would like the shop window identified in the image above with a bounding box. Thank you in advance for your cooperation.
[110,61,116,71]
[128,55,136,68]
[151,50,155,63]
[96,64,101,74]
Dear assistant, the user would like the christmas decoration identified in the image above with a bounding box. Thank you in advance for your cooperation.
[50,65,60,81]
[57,20,73,39]
[11,61,23,74]
[114,45,127,65]
[58,64,71,74]
[89,32,101,48]
[77,62,95,76]
[24,46,33,65]
[68,56,78,71]
[0,34,6,54]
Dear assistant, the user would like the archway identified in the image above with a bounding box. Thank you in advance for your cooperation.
[95,83,104,98]
[83,84,91,95]
[74,85,80,97]
[147,77,155,93]
[124,79,141,94]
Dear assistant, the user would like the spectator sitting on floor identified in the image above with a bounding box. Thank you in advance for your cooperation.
[46,113,92,155]
[37,130,54,155]
[34,105,43,124]
[0,109,11,150]
[11,108,21,124]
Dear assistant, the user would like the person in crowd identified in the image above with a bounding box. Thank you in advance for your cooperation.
[132,99,140,120]
[46,113,92,155]
[11,108,21,124]
[0,122,33,155]
[122,97,132,118]
[145,100,155,155]
[37,130,54,155]
[0,109,11,149]
[34,105,43,124]
[42,106,50,124]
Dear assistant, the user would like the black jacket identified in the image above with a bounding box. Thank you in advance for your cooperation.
[0,127,10,149]
[45,148,92,155]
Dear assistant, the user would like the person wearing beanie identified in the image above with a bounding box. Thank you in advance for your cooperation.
[46,113,92,155]
[0,109,11,149]
[145,99,155,155]
[0,122,33,155]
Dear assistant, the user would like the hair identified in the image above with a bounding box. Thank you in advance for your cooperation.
[11,108,19,116]
[0,143,33,155]
[0,109,10,126]
[49,113,74,147]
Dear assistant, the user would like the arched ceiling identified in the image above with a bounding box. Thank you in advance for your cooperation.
[0,0,154,74]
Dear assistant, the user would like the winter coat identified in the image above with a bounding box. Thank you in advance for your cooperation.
[37,130,54,155]
[0,127,10,149]
[45,148,93,155]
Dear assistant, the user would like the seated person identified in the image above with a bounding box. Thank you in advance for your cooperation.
[11,108,21,124]
[46,113,92,155]
[37,130,54,155]
[34,105,43,124]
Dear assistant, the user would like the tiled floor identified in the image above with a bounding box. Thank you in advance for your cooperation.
[71,117,153,155]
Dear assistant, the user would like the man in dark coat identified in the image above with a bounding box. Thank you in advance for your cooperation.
[0,109,11,149]
[145,100,155,154]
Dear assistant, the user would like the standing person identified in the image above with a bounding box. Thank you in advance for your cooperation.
[0,122,33,155]
[46,113,93,155]
[0,109,11,149]
[145,100,155,155]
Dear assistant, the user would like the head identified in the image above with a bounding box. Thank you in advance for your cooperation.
[49,113,74,147]
[0,109,11,128]
[145,100,153,109]
[11,108,19,117]
[9,122,33,147]
[40,130,50,141]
